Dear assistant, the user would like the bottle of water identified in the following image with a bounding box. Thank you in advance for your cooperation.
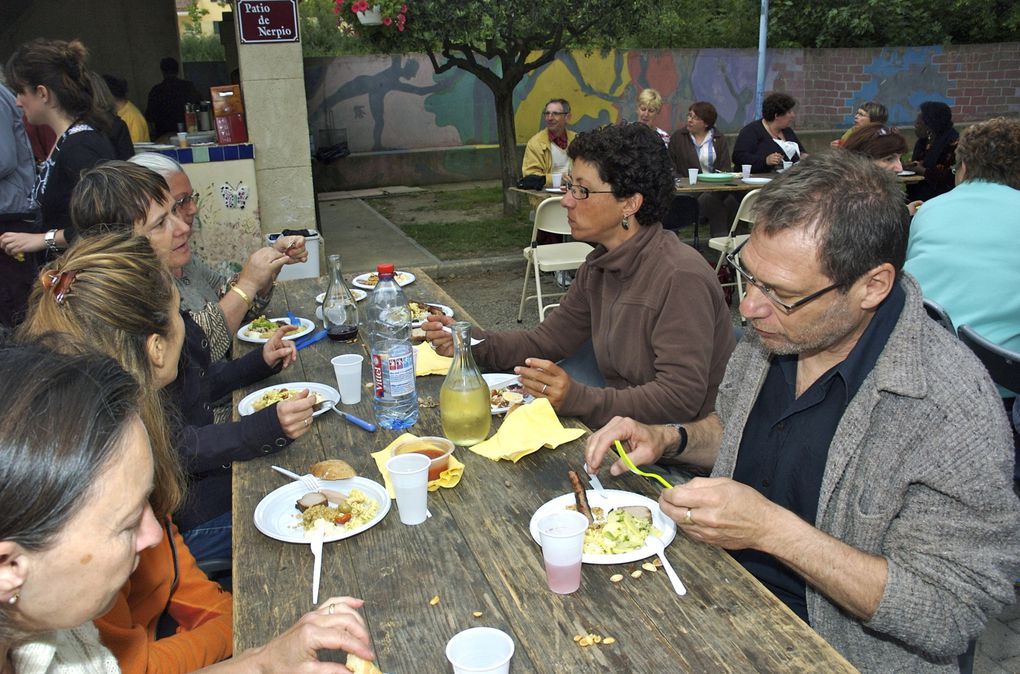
[365,263,418,429]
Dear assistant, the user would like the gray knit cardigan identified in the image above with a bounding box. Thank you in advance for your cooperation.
[712,274,1020,672]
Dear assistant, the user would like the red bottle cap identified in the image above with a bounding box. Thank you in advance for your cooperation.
[376,263,395,277]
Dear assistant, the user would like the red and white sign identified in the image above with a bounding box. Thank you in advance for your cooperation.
[237,0,301,44]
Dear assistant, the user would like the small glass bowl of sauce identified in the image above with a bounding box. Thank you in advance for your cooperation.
[392,436,455,482]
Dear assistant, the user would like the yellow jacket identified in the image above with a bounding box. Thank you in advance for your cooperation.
[522,128,575,187]
[117,101,151,143]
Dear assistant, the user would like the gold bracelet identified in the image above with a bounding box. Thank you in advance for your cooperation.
[229,284,252,307]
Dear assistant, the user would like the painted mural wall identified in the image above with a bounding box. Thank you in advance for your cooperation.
[304,43,1020,156]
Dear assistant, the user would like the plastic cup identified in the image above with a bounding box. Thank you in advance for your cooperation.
[446,627,515,674]
[687,168,699,186]
[551,172,563,189]
[782,160,793,171]
[386,453,429,525]
[742,164,752,180]
[176,132,189,148]
[331,354,363,405]
[537,511,589,594]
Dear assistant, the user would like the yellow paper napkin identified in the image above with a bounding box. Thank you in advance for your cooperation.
[414,341,452,376]
[469,398,584,463]
[371,433,465,498]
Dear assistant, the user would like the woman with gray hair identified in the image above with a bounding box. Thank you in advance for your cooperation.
[128,152,308,360]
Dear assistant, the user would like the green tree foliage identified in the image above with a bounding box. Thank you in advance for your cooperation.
[357,0,656,213]
[768,0,1020,48]
[299,0,376,56]
[181,34,226,61]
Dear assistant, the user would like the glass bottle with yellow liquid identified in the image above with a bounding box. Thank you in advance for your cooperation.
[440,321,491,445]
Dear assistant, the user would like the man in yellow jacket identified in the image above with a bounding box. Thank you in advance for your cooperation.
[522,98,575,187]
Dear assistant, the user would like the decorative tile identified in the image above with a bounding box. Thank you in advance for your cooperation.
[177,149,193,164]
[209,147,224,162]
[191,146,210,163]
[239,144,254,159]
[224,145,239,161]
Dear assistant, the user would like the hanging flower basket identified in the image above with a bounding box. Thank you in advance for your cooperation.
[356,5,382,24]
[335,0,408,33]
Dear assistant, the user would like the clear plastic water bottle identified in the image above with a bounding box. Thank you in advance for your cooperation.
[365,263,418,429]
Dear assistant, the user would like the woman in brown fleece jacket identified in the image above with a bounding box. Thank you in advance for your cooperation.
[425,123,735,428]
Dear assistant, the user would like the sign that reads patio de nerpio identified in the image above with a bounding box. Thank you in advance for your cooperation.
[237,0,300,44]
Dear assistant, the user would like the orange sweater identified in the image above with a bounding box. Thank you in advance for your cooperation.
[95,519,233,674]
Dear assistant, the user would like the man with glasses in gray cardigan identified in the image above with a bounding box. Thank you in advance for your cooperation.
[585,151,1020,673]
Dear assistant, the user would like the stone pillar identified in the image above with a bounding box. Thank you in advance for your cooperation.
[234,13,314,235]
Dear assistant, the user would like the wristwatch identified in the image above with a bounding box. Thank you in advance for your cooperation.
[661,423,689,461]
[44,229,59,254]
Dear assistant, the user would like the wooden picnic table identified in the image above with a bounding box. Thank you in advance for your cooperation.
[230,268,857,673]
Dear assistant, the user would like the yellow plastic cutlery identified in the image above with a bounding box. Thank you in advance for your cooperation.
[614,440,673,489]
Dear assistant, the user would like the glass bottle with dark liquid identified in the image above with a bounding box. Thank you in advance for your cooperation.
[322,254,360,341]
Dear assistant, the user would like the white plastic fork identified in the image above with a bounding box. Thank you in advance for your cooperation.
[646,536,686,596]
[272,465,321,493]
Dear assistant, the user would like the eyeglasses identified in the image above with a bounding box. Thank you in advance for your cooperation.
[725,239,841,313]
[543,111,567,117]
[562,180,614,201]
[172,192,199,214]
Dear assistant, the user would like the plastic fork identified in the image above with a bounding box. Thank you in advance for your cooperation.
[646,535,686,596]
[287,310,300,326]
[272,465,321,492]
[613,440,673,489]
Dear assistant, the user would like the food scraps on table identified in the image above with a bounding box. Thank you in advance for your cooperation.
[244,315,288,338]
[574,633,615,647]
[253,388,325,412]
[296,487,377,538]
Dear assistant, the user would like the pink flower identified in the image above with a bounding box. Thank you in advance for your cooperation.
[400,3,408,12]
[397,23,405,31]
[383,15,392,25]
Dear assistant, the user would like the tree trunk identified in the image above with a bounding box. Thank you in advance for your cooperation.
[492,87,521,216]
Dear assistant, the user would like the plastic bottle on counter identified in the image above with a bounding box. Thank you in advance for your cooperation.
[185,103,198,133]
[198,101,212,131]
[365,263,418,429]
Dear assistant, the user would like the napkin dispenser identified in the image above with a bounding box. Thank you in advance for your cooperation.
[210,84,248,144]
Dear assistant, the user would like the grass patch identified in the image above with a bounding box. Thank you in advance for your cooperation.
[370,186,532,260]
[399,217,532,259]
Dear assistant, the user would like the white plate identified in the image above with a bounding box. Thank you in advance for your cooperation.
[898,170,916,176]
[316,289,367,304]
[529,489,676,565]
[238,382,340,417]
[351,271,416,290]
[254,476,390,544]
[483,372,533,415]
[237,317,314,344]
[742,177,772,185]
[409,301,454,328]
[545,187,565,193]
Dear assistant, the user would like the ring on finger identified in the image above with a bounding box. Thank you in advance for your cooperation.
[541,383,548,394]
[304,417,312,426]
[683,508,694,525]
[328,602,335,615]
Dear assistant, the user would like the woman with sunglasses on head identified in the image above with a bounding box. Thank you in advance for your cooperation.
[425,123,735,429]
[14,233,376,674]
[841,123,922,215]
[67,163,316,565]
[129,152,307,361]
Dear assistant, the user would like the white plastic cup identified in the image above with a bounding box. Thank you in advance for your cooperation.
[551,172,563,189]
[537,511,589,594]
[176,132,189,148]
[386,453,429,525]
[446,627,515,674]
[782,160,793,171]
[742,164,752,180]
[331,354,364,405]
[687,168,699,186]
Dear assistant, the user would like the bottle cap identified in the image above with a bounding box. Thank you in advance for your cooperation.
[376,263,395,277]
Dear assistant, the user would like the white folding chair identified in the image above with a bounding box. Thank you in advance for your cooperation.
[517,196,594,322]
[708,189,760,302]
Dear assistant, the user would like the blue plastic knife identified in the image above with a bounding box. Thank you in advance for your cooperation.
[294,329,327,350]
[314,400,376,432]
